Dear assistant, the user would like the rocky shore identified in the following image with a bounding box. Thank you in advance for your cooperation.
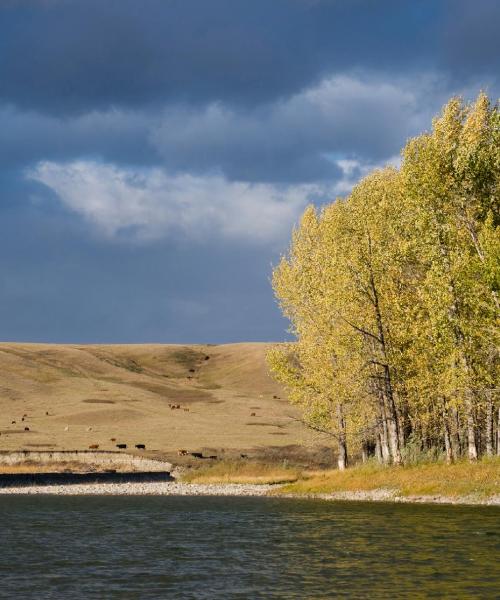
[0,481,276,496]
[1,481,498,505]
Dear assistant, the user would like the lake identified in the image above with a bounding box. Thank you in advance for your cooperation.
[0,495,498,599]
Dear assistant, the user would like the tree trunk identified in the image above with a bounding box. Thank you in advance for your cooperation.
[384,383,402,465]
[378,400,391,464]
[465,390,478,461]
[375,434,383,464]
[337,405,348,470]
[365,231,402,465]
[437,230,477,461]
[442,401,453,464]
[397,404,406,450]
[452,407,462,458]
[497,406,500,456]
[485,394,493,456]
[361,442,368,463]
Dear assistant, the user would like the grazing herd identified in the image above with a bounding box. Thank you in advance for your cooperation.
[87,442,147,450]
[5,411,148,452]
[177,449,218,460]
[4,354,280,461]
[168,403,190,412]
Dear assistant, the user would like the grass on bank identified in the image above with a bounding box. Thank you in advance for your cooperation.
[280,457,500,499]
[180,457,499,499]
[180,460,302,485]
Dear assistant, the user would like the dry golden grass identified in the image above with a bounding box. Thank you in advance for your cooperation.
[0,342,326,457]
[180,460,302,485]
[279,458,500,499]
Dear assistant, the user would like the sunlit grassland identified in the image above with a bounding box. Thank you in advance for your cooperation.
[180,460,302,485]
[279,458,500,499]
[181,457,499,500]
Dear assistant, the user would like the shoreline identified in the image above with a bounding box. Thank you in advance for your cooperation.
[0,481,498,505]
[0,481,275,496]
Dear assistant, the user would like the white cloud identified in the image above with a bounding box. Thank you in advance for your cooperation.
[333,154,401,194]
[27,160,332,243]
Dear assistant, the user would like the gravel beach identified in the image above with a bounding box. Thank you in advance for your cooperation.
[1,482,497,505]
[0,481,277,496]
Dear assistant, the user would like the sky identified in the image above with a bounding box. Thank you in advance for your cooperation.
[1,0,499,344]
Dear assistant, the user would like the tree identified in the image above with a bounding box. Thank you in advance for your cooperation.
[268,93,499,466]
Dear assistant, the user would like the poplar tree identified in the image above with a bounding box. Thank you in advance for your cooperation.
[268,93,499,467]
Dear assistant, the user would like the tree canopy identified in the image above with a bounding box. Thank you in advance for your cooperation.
[268,93,499,468]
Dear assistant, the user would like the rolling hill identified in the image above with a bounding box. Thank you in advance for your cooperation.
[0,342,330,466]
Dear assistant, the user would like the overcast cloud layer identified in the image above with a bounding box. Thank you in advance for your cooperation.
[0,0,498,343]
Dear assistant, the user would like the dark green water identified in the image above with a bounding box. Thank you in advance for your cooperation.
[0,496,498,599]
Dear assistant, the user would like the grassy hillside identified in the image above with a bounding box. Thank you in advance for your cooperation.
[0,342,329,464]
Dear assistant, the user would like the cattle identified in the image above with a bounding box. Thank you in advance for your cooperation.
[21,417,25,422]
[204,355,210,360]
[183,408,190,412]
[24,427,30,431]
[250,412,256,417]
[190,452,203,458]
[11,421,16,424]
[116,443,127,449]
[135,444,146,450]
[240,454,248,459]
[23,414,27,417]
[177,449,188,456]
[89,444,99,449]
[110,438,116,442]
[189,368,195,373]
[273,395,281,399]
[169,404,181,410]
[46,411,50,416]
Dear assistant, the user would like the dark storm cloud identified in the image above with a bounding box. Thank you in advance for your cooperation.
[0,74,437,185]
[0,106,159,170]
[0,0,498,343]
[441,0,500,80]
[150,76,433,181]
[0,0,439,115]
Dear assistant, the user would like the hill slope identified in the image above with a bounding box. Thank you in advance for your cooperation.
[0,343,328,463]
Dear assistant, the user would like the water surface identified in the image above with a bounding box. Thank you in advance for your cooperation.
[0,495,498,599]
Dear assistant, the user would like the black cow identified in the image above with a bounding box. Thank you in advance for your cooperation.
[135,444,146,450]
[116,443,127,449]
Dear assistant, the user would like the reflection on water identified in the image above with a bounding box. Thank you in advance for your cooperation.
[0,495,498,599]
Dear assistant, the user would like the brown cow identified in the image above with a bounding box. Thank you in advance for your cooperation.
[89,444,99,449]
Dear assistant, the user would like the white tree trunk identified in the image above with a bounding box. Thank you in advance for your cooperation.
[337,405,348,470]
[485,395,493,456]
